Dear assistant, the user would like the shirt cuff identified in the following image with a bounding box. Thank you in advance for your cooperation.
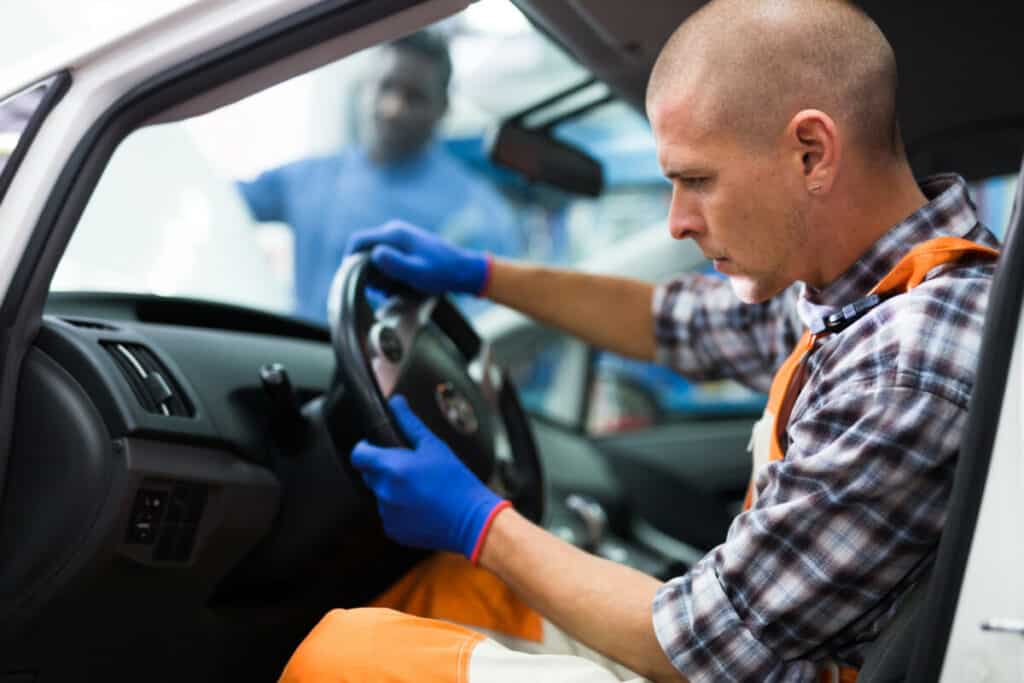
[652,557,818,682]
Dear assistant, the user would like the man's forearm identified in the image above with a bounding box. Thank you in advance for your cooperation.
[485,258,657,361]
[478,508,687,683]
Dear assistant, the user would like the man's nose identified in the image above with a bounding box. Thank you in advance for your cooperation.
[377,90,406,119]
[667,187,705,240]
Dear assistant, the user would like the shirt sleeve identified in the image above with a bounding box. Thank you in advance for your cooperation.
[651,382,965,681]
[652,275,803,392]
[236,166,288,224]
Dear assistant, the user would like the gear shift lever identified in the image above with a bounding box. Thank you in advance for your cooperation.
[565,493,607,552]
[260,362,304,450]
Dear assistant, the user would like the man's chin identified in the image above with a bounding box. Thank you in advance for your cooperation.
[728,275,784,304]
[365,135,425,164]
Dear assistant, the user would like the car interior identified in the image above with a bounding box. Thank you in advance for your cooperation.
[1,1,1024,681]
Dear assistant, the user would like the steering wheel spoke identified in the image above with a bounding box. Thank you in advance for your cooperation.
[367,296,437,397]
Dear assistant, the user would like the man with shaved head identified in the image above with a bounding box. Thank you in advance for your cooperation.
[282,2,999,682]
[645,0,916,307]
[649,0,901,158]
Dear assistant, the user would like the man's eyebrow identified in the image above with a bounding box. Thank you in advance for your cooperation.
[663,166,714,180]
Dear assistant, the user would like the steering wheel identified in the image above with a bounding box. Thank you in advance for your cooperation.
[327,252,545,524]
[220,253,544,591]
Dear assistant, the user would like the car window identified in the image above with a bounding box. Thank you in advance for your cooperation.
[507,336,588,428]
[970,174,1017,240]
[509,325,767,434]
[51,0,669,326]
[0,83,46,172]
[587,354,766,435]
[551,101,669,262]
[0,76,64,200]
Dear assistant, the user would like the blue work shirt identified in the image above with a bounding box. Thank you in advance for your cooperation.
[237,143,522,322]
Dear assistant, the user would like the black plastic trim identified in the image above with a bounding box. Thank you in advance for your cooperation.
[430,295,482,360]
[0,72,71,205]
[577,345,598,432]
[904,162,1024,681]
[507,77,596,125]
[48,291,330,343]
[498,371,545,524]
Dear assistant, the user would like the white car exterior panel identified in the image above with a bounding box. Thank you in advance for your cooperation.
[940,307,1024,681]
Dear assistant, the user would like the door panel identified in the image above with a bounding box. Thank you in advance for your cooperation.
[596,418,754,551]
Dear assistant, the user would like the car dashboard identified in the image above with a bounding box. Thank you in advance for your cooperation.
[0,291,689,679]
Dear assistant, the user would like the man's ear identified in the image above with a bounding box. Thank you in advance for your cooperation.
[788,109,840,195]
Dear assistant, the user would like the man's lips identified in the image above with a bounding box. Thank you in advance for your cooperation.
[712,257,732,273]
[697,244,731,271]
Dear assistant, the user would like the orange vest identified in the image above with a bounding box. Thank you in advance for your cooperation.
[743,236,999,683]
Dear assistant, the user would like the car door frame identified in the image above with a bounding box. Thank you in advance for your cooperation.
[903,161,1024,681]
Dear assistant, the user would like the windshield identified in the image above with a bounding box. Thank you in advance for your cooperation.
[52,0,669,323]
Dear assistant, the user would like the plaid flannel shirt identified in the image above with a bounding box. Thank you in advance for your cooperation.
[650,174,999,681]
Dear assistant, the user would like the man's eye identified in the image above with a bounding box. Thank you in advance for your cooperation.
[681,177,709,189]
[400,87,427,106]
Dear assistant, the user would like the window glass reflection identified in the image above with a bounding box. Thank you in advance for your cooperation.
[0,81,49,176]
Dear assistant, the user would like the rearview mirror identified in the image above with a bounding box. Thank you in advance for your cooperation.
[485,122,603,197]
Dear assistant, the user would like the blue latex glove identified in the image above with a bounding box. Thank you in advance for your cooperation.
[346,220,492,296]
[351,395,510,562]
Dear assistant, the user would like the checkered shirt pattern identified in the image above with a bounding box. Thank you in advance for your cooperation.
[650,174,999,681]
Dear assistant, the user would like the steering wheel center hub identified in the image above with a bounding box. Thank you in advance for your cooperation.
[435,382,479,435]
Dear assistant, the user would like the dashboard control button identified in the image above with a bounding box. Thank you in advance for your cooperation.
[127,513,156,544]
[125,488,167,545]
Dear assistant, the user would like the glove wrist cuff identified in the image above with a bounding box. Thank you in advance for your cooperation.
[475,253,495,297]
[469,499,512,565]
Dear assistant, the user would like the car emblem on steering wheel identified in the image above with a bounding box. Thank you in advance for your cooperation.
[435,382,478,435]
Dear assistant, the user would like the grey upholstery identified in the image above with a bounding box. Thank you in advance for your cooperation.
[857,569,933,683]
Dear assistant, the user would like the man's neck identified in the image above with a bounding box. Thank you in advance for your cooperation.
[803,163,929,290]
[364,141,434,167]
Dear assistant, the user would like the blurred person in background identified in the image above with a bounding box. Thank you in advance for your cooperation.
[237,30,521,322]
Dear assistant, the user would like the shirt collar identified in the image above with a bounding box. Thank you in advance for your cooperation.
[350,140,440,176]
[796,173,978,330]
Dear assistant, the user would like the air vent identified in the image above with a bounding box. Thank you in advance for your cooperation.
[62,317,116,331]
[102,342,193,417]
